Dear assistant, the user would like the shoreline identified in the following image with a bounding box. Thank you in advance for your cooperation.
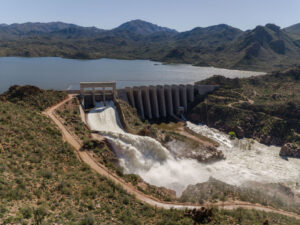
[0,55,268,72]
[0,57,265,94]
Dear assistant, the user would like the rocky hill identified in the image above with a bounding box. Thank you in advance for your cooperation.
[1,20,300,70]
[188,67,300,147]
[284,23,300,39]
[113,19,178,35]
[0,88,194,224]
[0,22,79,38]
[228,24,300,70]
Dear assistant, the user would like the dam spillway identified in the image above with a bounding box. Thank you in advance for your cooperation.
[81,82,300,196]
[124,84,217,120]
[87,101,300,196]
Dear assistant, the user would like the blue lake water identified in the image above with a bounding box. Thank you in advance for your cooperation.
[0,57,265,93]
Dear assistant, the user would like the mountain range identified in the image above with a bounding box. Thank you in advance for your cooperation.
[1,19,300,71]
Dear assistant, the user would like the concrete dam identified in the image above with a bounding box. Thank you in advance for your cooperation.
[124,84,217,120]
[77,82,218,121]
[80,81,300,197]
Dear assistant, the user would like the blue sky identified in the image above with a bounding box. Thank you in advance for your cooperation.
[1,0,300,31]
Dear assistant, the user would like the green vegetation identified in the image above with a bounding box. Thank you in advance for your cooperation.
[284,23,300,40]
[188,68,300,147]
[228,131,237,139]
[1,85,300,224]
[118,99,171,141]
[180,178,300,215]
[119,99,197,144]
[1,21,300,71]
[0,88,193,224]
[118,99,223,162]
[57,98,177,202]
[118,99,147,134]
[1,85,66,111]
[207,208,300,225]
[56,97,91,141]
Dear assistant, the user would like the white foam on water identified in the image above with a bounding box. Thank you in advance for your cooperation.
[186,122,300,189]
[87,102,300,196]
[88,101,124,134]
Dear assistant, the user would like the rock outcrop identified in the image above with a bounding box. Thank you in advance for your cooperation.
[189,69,300,147]
[279,143,300,158]
[166,139,225,163]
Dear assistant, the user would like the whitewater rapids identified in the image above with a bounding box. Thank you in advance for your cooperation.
[88,101,300,196]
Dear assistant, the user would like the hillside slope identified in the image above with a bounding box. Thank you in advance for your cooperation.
[284,23,300,39]
[227,24,300,70]
[1,87,300,224]
[188,67,300,146]
[113,19,178,35]
[0,89,194,224]
[1,20,300,70]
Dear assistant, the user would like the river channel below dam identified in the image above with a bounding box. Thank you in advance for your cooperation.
[87,101,300,196]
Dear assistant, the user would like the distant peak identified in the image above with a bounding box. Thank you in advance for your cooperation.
[115,19,177,35]
[210,24,231,28]
[266,23,281,32]
[126,19,150,24]
[189,24,242,33]
[253,25,265,31]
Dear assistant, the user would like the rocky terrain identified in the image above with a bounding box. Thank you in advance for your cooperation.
[1,20,300,71]
[0,86,191,224]
[280,143,300,158]
[180,178,300,214]
[118,100,224,163]
[1,85,300,224]
[188,67,300,149]
[166,139,224,163]
[56,98,177,202]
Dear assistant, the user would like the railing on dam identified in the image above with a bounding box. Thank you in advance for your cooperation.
[124,84,218,121]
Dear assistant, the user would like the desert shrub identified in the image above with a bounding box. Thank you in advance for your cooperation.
[123,197,130,205]
[80,214,95,225]
[81,186,97,198]
[0,205,7,218]
[123,174,140,186]
[33,206,47,225]
[20,206,32,219]
[57,181,71,196]
[228,131,237,139]
[40,169,52,179]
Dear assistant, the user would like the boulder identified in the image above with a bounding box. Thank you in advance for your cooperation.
[279,143,300,158]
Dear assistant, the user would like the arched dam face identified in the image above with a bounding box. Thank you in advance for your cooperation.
[124,84,217,120]
[87,101,300,196]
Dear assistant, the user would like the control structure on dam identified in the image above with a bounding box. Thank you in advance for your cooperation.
[124,84,217,120]
[80,82,116,108]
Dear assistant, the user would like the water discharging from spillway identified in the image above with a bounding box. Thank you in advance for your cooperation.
[88,101,300,196]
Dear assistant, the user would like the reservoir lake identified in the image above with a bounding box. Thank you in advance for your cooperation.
[0,57,265,93]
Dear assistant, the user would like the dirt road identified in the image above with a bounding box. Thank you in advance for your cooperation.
[44,95,300,220]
